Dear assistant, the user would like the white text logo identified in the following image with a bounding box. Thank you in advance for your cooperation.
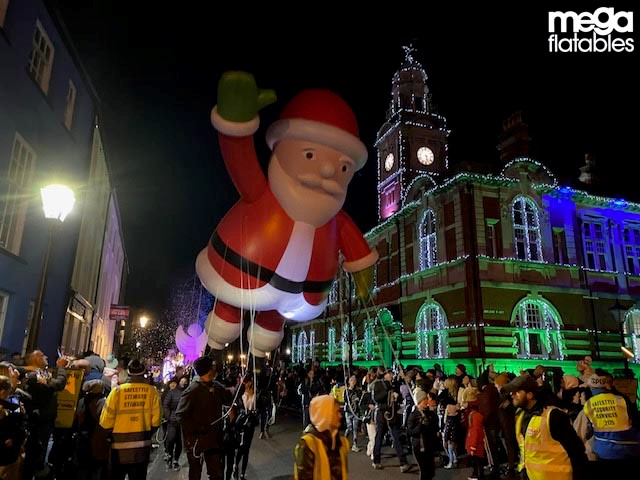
[548,8,634,53]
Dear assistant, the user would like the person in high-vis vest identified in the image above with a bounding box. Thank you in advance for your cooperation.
[294,394,349,480]
[99,359,162,480]
[583,369,640,472]
[503,374,587,480]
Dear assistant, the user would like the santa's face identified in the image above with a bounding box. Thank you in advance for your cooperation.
[268,139,356,226]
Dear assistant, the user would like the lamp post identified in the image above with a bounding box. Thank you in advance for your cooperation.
[26,185,75,353]
[609,299,630,376]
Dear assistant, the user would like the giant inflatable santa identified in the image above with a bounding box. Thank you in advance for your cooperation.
[196,71,378,357]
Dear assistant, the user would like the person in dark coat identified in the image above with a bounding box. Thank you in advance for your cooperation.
[176,356,234,480]
[407,388,439,480]
[162,377,184,471]
[0,374,27,480]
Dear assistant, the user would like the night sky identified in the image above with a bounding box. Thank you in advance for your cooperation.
[51,1,639,316]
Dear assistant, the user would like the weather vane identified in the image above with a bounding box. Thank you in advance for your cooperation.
[402,43,416,63]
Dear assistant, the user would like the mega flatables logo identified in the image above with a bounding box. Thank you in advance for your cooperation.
[548,7,634,52]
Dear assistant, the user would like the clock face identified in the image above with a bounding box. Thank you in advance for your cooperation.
[384,153,395,171]
[417,146,435,165]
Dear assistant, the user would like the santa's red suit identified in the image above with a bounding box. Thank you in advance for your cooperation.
[196,89,377,355]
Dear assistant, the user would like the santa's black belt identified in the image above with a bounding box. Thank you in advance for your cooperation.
[210,231,334,294]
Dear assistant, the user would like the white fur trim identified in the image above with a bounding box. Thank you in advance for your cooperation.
[204,309,241,350]
[246,324,284,358]
[211,107,260,137]
[342,249,379,273]
[266,119,368,170]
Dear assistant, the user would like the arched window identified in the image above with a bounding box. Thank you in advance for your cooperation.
[624,309,640,364]
[512,196,543,261]
[416,302,448,359]
[419,209,437,269]
[327,326,336,362]
[511,297,564,360]
[364,321,375,361]
[341,322,358,362]
[297,330,308,364]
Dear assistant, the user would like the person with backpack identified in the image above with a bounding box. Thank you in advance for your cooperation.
[74,378,109,480]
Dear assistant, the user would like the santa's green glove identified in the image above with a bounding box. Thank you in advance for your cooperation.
[217,71,277,123]
[352,266,374,302]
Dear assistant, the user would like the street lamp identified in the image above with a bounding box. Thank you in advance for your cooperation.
[139,315,149,328]
[26,184,75,353]
[609,299,630,376]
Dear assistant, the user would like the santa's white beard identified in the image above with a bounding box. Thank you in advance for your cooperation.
[268,155,345,227]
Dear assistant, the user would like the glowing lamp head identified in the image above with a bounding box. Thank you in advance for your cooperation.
[40,184,75,222]
[139,315,149,328]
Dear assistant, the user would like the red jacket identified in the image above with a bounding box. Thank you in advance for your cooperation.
[465,408,485,457]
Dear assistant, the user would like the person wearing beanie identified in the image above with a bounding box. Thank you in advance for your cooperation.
[294,394,349,480]
[504,374,588,480]
[176,356,234,480]
[99,358,161,480]
[196,71,378,358]
[582,368,640,472]
[406,388,439,480]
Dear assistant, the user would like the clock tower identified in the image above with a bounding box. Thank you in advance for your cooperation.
[376,45,449,221]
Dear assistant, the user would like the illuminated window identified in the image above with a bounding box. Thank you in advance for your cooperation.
[27,20,55,94]
[419,209,437,269]
[364,321,375,360]
[582,219,610,270]
[297,330,308,363]
[63,79,77,130]
[327,327,336,361]
[623,224,640,275]
[0,133,36,255]
[416,302,448,359]
[512,196,543,261]
[328,280,339,304]
[341,322,358,361]
[291,332,297,362]
[512,297,564,360]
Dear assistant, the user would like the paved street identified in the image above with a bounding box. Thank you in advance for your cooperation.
[147,409,479,480]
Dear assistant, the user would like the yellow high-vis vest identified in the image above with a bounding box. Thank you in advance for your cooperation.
[294,433,349,480]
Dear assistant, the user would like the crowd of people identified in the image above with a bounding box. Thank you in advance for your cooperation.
[290,357,640,480]
[1,348,639,480]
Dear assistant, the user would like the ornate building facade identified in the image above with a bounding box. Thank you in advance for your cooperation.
[288,49,640,382]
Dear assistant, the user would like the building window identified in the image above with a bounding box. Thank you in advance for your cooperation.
[512,297,564,360]
[486,219,500,258]
[297,330,308,364]
[0,0,9,28]
[27,20,55,94]
[63,79,77,130]
[553,228,568,264]
[512,196,543,261]
[419,209,437,269]
[0,291,8,342]
[623,309,640,364]
[416,302,448,359]
[291,333,297,363]
[327,326,336,361]
[309,329,315,361]
[341,322,358,361]
[0,133,36,255]
[582,219,610,270]
[623,225,640,275]
[364,321,375,361]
